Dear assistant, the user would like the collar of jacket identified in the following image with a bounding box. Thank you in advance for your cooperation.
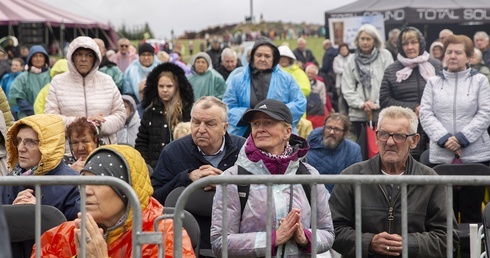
[362,154,416,176]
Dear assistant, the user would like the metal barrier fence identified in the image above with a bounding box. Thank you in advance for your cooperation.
[2,174,489,258]
[172,174,490,258]
[0,176,159,258]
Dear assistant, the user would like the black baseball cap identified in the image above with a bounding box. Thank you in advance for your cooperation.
[239,99,293,125]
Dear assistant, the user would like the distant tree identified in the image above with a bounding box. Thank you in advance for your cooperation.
[117,22,154,40]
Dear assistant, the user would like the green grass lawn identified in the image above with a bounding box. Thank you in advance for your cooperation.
[139,37,326,66]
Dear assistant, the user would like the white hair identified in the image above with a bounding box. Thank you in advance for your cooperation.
[474,31,489,41]
[378,106,418,134]
[220,48,237,60]
[388,28,400,39]
[354,24,384,49]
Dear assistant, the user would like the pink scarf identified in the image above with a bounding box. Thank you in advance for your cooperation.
[395,51,436,83]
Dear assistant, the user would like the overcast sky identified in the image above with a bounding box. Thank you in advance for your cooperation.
[41,0,357,38]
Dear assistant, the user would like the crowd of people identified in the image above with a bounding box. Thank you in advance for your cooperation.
[0,24,488,257]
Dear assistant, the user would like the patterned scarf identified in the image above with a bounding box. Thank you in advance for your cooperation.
[354,47,380,92]
[11,163,38,176]
[244,136,297,175]
[396,51,436,82]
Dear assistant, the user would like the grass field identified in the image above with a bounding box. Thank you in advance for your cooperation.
[135,37,326,66]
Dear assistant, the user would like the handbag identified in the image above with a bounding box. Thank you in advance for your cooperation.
[365,118,378,159]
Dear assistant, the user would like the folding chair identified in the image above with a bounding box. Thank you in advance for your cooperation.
[433,163,490,258]
[481,202,490,257]
[419,149,430,166]
[162,207,200,256]
[4,205,66,258]
[165,186,216,257]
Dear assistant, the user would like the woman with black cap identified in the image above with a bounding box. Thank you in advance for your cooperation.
[34,145,195,257]
[211,99,334,257]
[135,62,194,169]
[379,26,442,160]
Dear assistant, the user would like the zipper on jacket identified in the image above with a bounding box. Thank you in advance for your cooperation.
[388,206,394,233]
[416,71,421,102]
[379,185,400,234]
[83,78,88,116]
[452,73,458,134]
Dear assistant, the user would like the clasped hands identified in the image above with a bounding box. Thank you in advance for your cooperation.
[275,208,309,248]
[445,136,462,156]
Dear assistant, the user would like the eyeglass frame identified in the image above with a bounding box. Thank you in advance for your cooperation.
[324,126,346,133]
[13,137,40,148]
[375,130,417,143]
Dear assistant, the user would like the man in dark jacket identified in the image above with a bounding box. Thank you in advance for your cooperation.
[215,48,242,80]
[293,37,317,69]
[206,38,222,69]
[329,106,459,258]
[151,96,245,250]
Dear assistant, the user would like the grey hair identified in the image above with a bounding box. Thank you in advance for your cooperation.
[354,24,384,49]
[191,96,228,123]
[474,31,489,41]
[297,37,306,44]
[378,106,418,134]
[439,29,453,38]
[305,64,319,74]
[388,28,400,39]
[220,48,237,60]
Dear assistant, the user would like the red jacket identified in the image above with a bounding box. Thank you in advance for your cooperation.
[32,198,195,258]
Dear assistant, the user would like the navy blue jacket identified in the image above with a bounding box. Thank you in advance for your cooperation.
[1,162,81,221]
[151,133,245,204]
[306,127,362,192]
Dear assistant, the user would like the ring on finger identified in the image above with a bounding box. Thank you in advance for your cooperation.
[86,236,92,243]
[386,246,390,251]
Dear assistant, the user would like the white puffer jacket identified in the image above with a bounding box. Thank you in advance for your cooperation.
[45,36,126,145]
[420,68,490,164]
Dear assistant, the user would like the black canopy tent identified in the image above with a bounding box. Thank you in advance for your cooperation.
[325,0,490,47]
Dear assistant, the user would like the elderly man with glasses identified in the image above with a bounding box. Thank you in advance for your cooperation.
[329,106,459,258]
[109,38,137,72]
[306,113,361,193]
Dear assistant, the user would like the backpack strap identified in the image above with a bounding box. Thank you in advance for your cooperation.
[237,165,250,219]
[297,162,311,205]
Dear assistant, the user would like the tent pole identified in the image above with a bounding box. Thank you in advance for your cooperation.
[60,22,65,57]
[99,29,115,49]
[45,23,49,49]
[8,22,13,36]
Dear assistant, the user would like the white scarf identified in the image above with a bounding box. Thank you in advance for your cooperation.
[395,51,436,83]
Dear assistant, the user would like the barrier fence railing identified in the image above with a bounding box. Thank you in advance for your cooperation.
[3,174,489,258]
[0,176,148,258]
[172,174,490,258]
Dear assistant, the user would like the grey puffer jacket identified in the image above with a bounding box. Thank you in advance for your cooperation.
[329,155,459,258]
[420,68,490,164]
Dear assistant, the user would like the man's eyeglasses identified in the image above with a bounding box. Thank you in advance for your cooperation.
[325,126,345,133]
[13,137,39,148]
[119,44,129,48]
[376,130,416,143]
